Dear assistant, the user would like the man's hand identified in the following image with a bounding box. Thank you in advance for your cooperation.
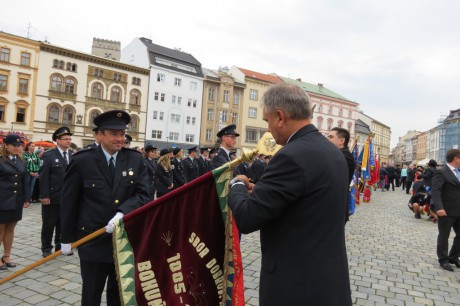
[61,243,73,255]
[41,198,50,205]
[23,202,30,208]
[437,209,447,217]
[106,212,124,233]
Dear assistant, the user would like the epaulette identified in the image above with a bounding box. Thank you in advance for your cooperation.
[73,146,96,156]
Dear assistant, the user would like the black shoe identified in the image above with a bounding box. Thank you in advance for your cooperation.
[42,251,52,258]
[1,256,16,268]
[449,259,460,268]
[440,262,454,271]
[415,214,421,219]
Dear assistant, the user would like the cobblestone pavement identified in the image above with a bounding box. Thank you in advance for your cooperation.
[1,189,460,305]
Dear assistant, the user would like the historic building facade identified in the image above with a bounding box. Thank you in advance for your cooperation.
[356,111,391,164]
[200,67,245,149]
[0,32,40,142]
[122,37,203,150]
[34,43,149,147]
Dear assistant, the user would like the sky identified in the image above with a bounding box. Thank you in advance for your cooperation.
[2,0,459,148]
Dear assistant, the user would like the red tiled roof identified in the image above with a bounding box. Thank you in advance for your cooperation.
[238,67,283,84]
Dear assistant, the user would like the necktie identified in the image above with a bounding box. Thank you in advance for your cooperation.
[109,157,115,179]
[63,151,68,165]
[12,156,16,164]
[455,168,460,181]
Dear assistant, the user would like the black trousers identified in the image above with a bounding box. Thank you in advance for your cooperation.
[80,260,121,306]
[41,204,61,253]
[437,216,460,264]
[405,181,413,194]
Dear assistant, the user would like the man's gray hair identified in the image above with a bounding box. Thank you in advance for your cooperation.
[261,84,312,120]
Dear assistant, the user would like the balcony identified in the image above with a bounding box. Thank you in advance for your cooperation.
[48,90,77,102]
[86,97,125,110]
[128,103,141,112]
[45,121,74,132]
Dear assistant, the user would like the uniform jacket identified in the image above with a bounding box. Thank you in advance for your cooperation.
[431,166,460,216]
[211,148,230,170]
[39,148,72,205]
[171,158,186,188]
[249,159,266,183]
[196,156,210,176]
[182,157,199,182]
[60,146,149,262]
[155,165,173,194]
[228,124,352,305]
[235,162,250,177]
[0,157,30,210]
[144,157,157,201]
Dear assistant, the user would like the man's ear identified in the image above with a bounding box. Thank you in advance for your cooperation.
[276,110,285,127]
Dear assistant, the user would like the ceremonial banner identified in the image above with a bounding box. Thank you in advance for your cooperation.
[113,165,245,306]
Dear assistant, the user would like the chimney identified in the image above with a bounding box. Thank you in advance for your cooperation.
[318,83,323,91]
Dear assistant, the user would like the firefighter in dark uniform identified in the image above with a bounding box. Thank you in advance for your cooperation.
[60,110,149,306]
[211,124,240,170]
[144,144,158,202]
[182,146,200,182]
[197,147,211,176]
[124,134,132,148]
[171,147,187,189]
[39,126,72,257]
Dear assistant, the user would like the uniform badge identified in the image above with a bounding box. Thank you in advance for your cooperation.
[55,159,59,162]
[122,171,127,177]
[128,171,134,176]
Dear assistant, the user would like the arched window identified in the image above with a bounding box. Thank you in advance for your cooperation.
[71,64,77,72]
[62,106,74,125]
[92,82,103,99]
[51,76,62,92]
[48,105,60,122]
[327,118,333,130]
[110,86,121,102]
[66,62,72,71]
[328,106,333,115]
[130,90,140,105]
[65,78,75,94]
[89,109,101,127]
[53,59,59,68]
[317,116,323,130]
[128,115,139,131]
[59,61,64,69]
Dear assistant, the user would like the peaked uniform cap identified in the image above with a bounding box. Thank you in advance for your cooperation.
[217,124,240,138]
[52,126,72,141]
[93,110,131,130]
[4,134,24,145]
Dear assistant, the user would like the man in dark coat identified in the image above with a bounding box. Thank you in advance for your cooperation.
[328,127,356,222]
[60,110,149,306]
[431,149,460,271]
[228,84,351,305]
[143,144,158,202]
[182,146,199,182]
[211,124,239,170]
[196,147,211,176]
[171,147,187,189]
[39,126,73,257]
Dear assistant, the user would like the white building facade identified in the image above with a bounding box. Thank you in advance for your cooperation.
[122,38,203,150]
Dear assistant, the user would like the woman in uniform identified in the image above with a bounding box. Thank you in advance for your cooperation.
[155,148,174,198]
[0,134,30,270]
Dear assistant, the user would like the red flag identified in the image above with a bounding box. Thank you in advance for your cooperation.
[113,166,244,306]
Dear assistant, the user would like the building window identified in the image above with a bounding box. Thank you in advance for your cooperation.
[159,112,164,120]
[19,79,29,95]
[207,108,214,121]
[191,117,196,125]
[246,129,257,143]
[205,129,212,141]
[188,99,192,107]
[248,107,257,118]
[177,97,182,105]
[348,110,352,118]
[174,78,182,87]
[114,73,121,82]
[16,107,26,123]
[130,90,140,105]
[223,90,230,102]
[154,92,159,100]
[317,117,323,130]
[193,100,197,108]
[157,74,165,82]
[62,106,74,125]
[0,48,10,62]
[153,111,158,119]
[339,108,343,117]
[186,134,195,142]
[64,78,75,94]
[0,75,8,91]
[232,112,238,124]
[169,132,179,141]
[152,130,162,139]
[190,81,197,91]
[128,116,139,132]
[328,106,333,115]
[89,109,101,128]
[71,63,77,72]
[92,82,103,99]
[249,89,258,101]
[48,105,60,122]
[186,116,191,124]
[160,93,165,102]
[233,93,239,105]
[51,76,62,92]
[66,62,72,71]
[347,122,353,131]
[170,114,180,123]
[111,86,122,102]
[327,118,333,130]
[338,120,343,128]
[208,88,216,101]
[222,110,228,122]
[53,59,59,68]
[132,77,141,85]
[172,95,176,104]
[21,52,30,66]
[0,105,5,121]
[59,61,65,69]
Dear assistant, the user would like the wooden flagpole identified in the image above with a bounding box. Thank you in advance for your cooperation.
[0,228,106,285]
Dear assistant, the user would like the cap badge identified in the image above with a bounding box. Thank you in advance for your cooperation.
[117,113,122,117]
